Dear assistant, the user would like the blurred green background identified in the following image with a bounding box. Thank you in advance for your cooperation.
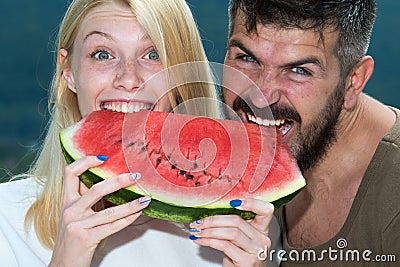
[1,0,399,181]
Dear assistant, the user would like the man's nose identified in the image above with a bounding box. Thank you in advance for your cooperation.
[113,60,144,92]
[248,71,281,108]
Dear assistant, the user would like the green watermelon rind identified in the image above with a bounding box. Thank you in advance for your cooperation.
[61,142,301,222]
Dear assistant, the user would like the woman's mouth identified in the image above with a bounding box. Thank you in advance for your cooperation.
[101,101,153,113]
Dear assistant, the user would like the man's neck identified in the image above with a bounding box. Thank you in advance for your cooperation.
[285,94,396,248]
[304,94,395,190]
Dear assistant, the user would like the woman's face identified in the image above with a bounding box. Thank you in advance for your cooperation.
[60,1,170,117]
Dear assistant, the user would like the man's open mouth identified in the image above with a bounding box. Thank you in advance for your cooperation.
[232,96,298,137]
[244,111,294,136]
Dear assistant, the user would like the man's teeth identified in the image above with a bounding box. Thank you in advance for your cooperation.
[248,114,285,127]
[279,123,291,135]
[247,113,293,135]
[103,102,152,113]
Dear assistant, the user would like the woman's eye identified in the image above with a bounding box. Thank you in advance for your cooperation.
[291,67,311,76]
[91,50,112,61]
[145,50,160,61]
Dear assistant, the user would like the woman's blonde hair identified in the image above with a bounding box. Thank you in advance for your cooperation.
[25,0,220,249]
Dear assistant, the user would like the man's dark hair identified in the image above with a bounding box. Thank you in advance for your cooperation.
[228,0,377,78]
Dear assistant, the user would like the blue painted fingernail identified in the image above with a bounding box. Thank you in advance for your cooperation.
[96,155,108,161]
[189,220,202,228]
[230,199,242,207]
[189,235,199,240]
[129,172,141,181]
[189,229,201,233]
[139,196,151,205]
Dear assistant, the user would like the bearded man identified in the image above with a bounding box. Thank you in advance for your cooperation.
[223,0,400,265]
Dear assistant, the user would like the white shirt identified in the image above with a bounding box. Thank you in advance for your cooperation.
[0,178,281,266]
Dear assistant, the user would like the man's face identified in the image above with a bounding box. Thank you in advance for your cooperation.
[223,13,345,171]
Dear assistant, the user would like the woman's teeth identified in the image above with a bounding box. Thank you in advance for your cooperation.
[103,102,152,113]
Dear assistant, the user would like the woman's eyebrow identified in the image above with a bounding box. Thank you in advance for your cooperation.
[84,30,114,42]
[83,30,152,43]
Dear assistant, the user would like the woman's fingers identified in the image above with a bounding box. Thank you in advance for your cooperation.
[190,215,253,242]
[93,197,151,241]
[190,199,274,241]
[54,155,151,266]
[230,198,275,234]
[63,155,107,204]
[79,181,89,196]
[76,172,140,210]
[189,199,275,267]
[195,238,256,265]
[80,196,151,229]
[190,224,262,254]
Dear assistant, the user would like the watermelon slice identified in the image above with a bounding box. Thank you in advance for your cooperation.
[60,110,305,222]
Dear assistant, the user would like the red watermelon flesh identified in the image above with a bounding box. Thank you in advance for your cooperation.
[60,110,305,222]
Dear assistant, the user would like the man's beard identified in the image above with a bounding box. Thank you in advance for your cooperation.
[231,81,345,172]
[289,84,345,172]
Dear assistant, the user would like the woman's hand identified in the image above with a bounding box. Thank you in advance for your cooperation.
[189,199,274,267]
[49,155,150,267]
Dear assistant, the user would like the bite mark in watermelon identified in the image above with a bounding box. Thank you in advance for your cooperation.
[60,110,305,222]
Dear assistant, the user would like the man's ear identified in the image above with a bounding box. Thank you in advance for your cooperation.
[59,48,77,93]
[343,56,374,110]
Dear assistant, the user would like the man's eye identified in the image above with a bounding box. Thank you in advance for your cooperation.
[240,55,257,63]
[291,67,311,76]
[91,50,112,61]
[145,50,160,61]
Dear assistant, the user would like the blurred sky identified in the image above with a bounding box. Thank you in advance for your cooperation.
[0,0,399,176]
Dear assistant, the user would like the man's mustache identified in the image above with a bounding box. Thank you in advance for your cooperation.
[232,96,302,124]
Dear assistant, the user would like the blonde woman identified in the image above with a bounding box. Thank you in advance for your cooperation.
[0,0,279,266]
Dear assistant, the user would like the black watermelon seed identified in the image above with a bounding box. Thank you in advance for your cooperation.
[127,142,136,147]
[156,158,162,167]
[203,170,207,175]
[178,170,186,175]
[195,182,201,187]
[171,164,177,169]
[186,174,194,179]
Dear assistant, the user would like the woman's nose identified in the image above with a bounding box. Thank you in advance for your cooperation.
[113,60,144,92]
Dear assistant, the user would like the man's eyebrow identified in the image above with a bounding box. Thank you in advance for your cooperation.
[228,39,260,62]
[281,57,326,72]
[228,39,326,72]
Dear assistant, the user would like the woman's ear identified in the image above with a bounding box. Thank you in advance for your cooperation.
[343,56,374,110]
[59,48,77,93]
